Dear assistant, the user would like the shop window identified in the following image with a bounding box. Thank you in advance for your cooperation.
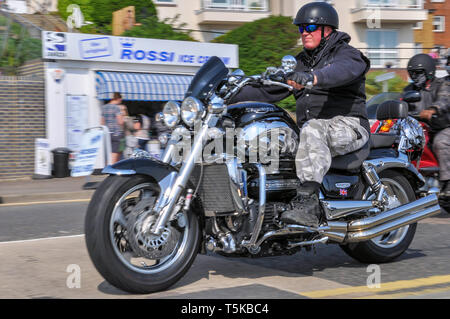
[433,16,445,32]
[367,30,398,68]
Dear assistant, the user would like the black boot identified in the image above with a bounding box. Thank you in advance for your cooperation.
[280,182,322,227]
[441,181,450,197]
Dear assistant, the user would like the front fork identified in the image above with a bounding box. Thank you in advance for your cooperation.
[151,114,216,235]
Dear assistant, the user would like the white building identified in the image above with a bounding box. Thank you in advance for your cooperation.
[156,0,428,68]
[42,31,238,168]
[2,0,57,14]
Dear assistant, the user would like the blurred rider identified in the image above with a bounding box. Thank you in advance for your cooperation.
[404,53,450,197]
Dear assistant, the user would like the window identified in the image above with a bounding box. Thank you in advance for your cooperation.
[414,43,423,55]
[433,16,445,32]
[413,22,423,30]
[367,30,398,68]
[154,0,175,3]
[203,0,268,10]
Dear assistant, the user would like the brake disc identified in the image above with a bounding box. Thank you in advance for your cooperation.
[126,200,181,260]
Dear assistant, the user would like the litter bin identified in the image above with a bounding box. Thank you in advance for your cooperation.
[52,147,71,178]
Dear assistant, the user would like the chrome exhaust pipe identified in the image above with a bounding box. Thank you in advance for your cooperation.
[348,194,439,231]
[321,194,441,243]
[346,204,441,242]
[321,200,377,220]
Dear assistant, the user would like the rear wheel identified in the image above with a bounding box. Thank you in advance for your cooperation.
[340,170,417,264]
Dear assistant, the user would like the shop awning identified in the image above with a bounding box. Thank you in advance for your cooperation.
[95,71,193,101]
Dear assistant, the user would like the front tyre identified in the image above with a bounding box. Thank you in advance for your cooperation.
[340,170,417,264]
[85,174,201,294]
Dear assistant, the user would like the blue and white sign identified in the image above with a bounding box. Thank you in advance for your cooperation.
[35,138,51,177]
[42,31,239,68]
[79,37,113,59]
[71,128,104,177]
[66,95,89,152]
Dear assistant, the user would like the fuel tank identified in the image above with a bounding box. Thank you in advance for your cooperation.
[224,102,300,161]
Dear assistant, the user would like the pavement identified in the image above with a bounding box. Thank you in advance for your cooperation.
[0,174,107,204]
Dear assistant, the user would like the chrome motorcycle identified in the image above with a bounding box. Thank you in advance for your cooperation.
[85,56,441,293]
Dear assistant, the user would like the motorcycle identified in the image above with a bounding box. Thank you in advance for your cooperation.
[369,91,450,211]
[85,56,441,294]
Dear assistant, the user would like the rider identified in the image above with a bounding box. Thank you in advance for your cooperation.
[230,2,371,227]
[405,53,450,197]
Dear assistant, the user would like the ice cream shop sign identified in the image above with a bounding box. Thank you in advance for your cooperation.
[42,31,238,68]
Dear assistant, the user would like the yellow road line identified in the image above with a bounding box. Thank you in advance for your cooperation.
[358,285,450,299]
[0,198,91,207]
[302,275,450,298]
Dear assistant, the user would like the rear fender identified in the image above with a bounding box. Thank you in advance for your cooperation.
[364,157,426,195]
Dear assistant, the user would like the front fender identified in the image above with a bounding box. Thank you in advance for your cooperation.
[102,158,206,231]
[102,158,178,183]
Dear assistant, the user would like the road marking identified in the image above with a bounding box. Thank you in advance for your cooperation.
[0,199,91,207]
[301,274,450,298]
[357,285,450,299]
[0,234,85,245]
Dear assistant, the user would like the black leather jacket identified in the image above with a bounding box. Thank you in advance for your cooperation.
[404,76,450,130]
[230,31,371,132]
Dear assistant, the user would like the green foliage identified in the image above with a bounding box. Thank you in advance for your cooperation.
[212,16,300,112]
[213,16,301,75]
[57,0,95,24]
[0,16,42,74]
[123,16,196,42]
[57,0,193,40]
[58,0,156,28]
[366,71,409,98]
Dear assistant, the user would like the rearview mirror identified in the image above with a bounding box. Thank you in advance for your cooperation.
[402,90,421,103]
[281,55,297,73]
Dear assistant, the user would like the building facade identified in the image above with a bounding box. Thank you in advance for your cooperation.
[414,0,449,55]
[156,0,429,68]
[42,31,238,171]
[2,0,57,14]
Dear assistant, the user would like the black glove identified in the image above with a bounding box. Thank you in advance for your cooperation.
[286,71,314,86]
[268,70,287,83]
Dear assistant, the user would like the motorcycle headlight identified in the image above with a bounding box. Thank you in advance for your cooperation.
[181,97,205,127]
[162,101,180,128]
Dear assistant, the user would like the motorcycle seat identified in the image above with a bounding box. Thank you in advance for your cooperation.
[370,133,398,149]
[330,141,370,171]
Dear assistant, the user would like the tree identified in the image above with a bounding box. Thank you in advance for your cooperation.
[213,16,301,111]
[58,0,157,28]
[213,15,300,75]
[122,16,196,42]
[366,71,409,99]
[57,0,193,40]
[0,16,41,75]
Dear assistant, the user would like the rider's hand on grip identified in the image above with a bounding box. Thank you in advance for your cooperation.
[286,71,314,86]
[268,70,288,84]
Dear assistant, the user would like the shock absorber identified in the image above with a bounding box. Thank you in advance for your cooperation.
[362,163,387,203]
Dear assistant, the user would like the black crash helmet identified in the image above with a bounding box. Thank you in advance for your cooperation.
[293,2,339,29]
[407,53,436,79]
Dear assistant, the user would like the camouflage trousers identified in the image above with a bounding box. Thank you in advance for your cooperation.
[295,116,370,184]
[432,127,450,181]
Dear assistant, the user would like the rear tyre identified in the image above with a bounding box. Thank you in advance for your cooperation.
[340,170,417,264]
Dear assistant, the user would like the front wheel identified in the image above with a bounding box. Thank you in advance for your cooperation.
[340,170,417,264]
[85,174,201,294]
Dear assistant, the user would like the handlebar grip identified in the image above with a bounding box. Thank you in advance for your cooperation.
[268,73,286,84]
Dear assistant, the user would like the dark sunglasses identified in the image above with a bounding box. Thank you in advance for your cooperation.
[409,69,425,77]
[299,24,320,34]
